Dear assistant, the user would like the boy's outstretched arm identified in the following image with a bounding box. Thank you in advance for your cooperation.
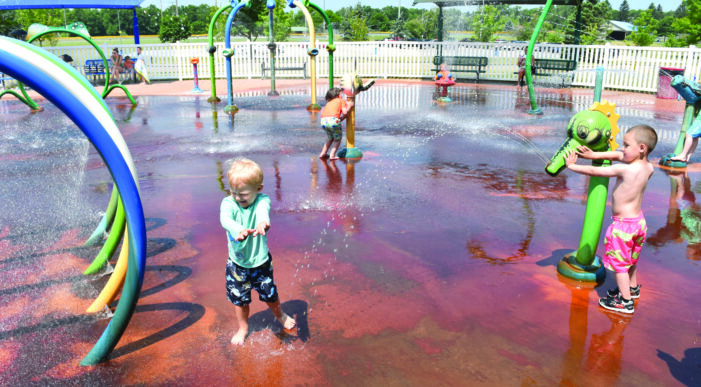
[220,199,245,236]
[340,100,354,119]
[575,145,623,161]
[565,150,625,178]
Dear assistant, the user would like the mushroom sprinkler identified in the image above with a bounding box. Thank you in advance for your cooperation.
[659,75,701,168]
[545,101,621,282]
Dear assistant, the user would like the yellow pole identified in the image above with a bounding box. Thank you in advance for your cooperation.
[346,94,356,149]
[293,0,321,111]
[340,92,362,158]
[86,232,129,313]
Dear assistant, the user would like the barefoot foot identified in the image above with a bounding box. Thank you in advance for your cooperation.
[319,153,329,159]
[669,156,687,162]
[277,313,297,331]
[329,156,339,161]
[231,328,248,345]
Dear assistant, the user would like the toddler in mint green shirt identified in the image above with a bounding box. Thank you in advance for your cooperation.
[220,158,296,345]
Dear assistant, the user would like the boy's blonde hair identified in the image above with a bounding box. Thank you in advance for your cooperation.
[227,158,263,187]
[627,124,658,155]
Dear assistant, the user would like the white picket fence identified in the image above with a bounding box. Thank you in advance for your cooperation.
[33,41,701,93]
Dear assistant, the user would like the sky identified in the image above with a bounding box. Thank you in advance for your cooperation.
[140,0,683,13]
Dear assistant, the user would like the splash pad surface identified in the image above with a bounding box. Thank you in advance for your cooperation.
[1,83,700,385]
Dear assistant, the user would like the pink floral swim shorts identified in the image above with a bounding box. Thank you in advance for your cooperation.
[603,213,647,273]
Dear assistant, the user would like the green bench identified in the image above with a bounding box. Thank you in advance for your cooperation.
[433,55,489,83]
[532,58,578,87]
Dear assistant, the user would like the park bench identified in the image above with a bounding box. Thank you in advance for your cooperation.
[261,61,307,79]
[532,58,578,88]
[433,55,489,83]
[84,59,112,84]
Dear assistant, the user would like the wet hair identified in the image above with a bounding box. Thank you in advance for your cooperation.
[227,157,263,188]
[325,87,342,102]
[627,124,658,155]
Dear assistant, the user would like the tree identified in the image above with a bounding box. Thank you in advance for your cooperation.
[473,5,505,42]
[671,0,701,45]
[673,3,687,18]
[368,12,390,31]
[515,8,540,41]
[617,0,630,21]
[159,13,191,42]
[137,5,161,35]
[564,0,613,44]
[545,30,565,43]
[0,10,19,36]
[348,12,368,41]
[272,0,292,42]
[15,9,62,46]
[649,3,664,20]
[229,0,266,41]
[390,18,408,39]
[628,9,658,46]
[657,15,676,37]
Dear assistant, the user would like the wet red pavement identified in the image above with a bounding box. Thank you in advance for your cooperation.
[1,80,700,385]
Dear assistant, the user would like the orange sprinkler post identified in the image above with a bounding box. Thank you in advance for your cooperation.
[191,58,203,93]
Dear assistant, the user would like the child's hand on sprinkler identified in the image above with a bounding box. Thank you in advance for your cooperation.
[565,149,579,166]
[253,221,270,237]
[575,145,595,159]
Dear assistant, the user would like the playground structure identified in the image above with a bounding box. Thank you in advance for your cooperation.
[545,67,621,282]
[207,0,335,110]
[289,0,320,111]
[433,64,456,103]
[337,73,376,159]
[0,22,137,111]
[0,36,146,365]
[659,75,701,168]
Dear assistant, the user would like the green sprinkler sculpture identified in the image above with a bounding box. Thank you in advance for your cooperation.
[546,101,620,282]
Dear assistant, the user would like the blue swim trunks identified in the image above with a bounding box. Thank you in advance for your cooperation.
[321,116,342,141]
[225,254,278,306]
